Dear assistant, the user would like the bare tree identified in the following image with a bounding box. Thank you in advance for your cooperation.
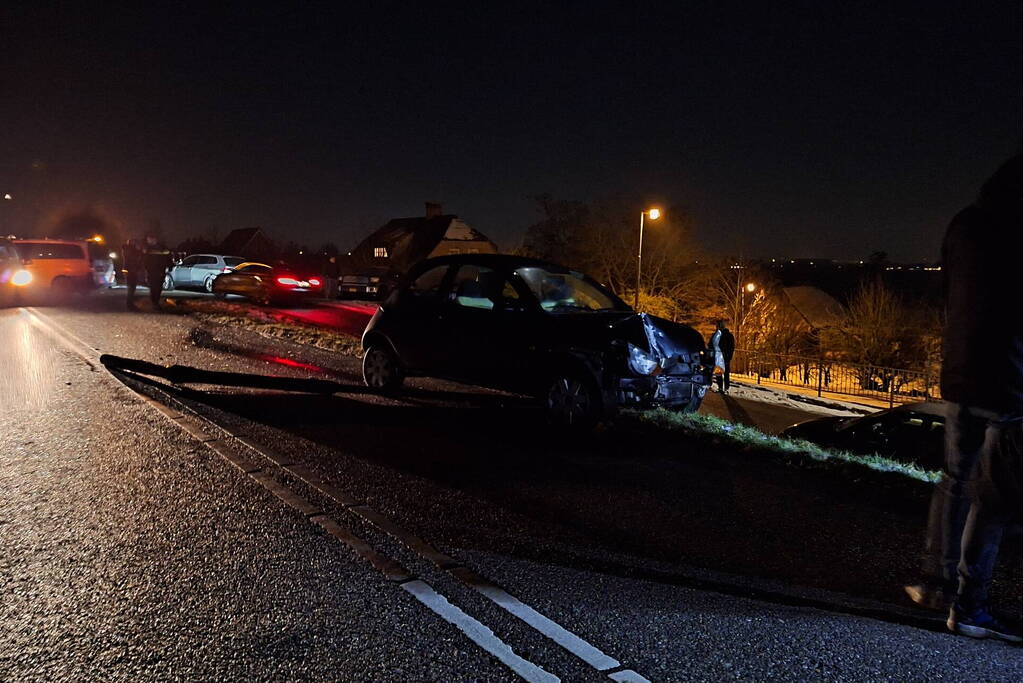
[822,278,926,390]
[521,195,700,311]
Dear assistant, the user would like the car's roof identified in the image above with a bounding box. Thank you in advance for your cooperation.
[13,237,88,245]
[891,401,946,416]
[187,253,245,258]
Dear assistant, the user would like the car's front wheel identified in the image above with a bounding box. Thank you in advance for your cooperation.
[363,344,404,392]
[544,371,602,429]
[163,274,175,291]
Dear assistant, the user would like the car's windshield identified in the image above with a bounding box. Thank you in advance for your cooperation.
[515,266,622,313]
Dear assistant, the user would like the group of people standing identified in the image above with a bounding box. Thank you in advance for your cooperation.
[121,234,173,311]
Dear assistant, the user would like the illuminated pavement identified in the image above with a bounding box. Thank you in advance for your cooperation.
[3,294,1023,681]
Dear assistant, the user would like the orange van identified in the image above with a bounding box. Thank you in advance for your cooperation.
[13,239,95,293]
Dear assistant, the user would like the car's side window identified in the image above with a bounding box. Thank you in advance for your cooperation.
[449,265,522,311]
[197,256,218,266]
[450,265,496,310]
[408,265,449,299]
[181,256,200,266]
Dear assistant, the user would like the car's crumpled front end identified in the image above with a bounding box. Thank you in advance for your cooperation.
[613,313,711,412]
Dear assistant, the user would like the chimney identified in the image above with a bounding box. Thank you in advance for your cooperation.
[425,202,443,219]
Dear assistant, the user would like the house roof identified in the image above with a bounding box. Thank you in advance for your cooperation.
[351,214,494,270]
[219,227,264,254]
[781,286,846,329]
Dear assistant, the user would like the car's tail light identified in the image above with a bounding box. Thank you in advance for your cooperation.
[308,278,321,287]
[276,276,300,286]
[221,267,232,273]
[11,269,33,286]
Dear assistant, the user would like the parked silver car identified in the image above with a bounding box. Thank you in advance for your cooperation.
[164,254,246,292]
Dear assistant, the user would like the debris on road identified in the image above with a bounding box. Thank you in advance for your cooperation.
[100,354,343,394]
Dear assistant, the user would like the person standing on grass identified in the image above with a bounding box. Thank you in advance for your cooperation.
[906,152,1023,642]
[709,319,736,395]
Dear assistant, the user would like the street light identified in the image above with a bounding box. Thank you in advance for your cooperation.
[635,207,663,309]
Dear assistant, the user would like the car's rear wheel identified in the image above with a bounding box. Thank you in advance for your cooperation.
[204,275,216,293]
[544,371,602,429]
[163,274,175,291]
[363,344,404,392]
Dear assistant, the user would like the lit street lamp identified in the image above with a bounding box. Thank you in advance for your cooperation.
[737,281,757,338]
[635,207,662,309]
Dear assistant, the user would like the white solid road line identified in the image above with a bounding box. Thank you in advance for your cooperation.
[401,580,559,683]
[27,307,651,682]
[608,670,653,682]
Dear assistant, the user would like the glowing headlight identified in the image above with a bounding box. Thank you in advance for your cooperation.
[627,343,659,376]
[11,269,32,286]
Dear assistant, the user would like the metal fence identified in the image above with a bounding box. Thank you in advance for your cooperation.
[730,349,939,407]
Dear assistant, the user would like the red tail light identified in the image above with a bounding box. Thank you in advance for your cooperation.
[308,278,321,287]
[276,276,300,286]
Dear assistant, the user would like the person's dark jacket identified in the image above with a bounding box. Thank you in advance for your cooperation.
[719,328,736,364]
[122,240,143,271]
[940,154,1023,414]
[142,241,173,276]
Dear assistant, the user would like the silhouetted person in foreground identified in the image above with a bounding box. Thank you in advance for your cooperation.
[710,320,735,394]
[908,153,1023,642]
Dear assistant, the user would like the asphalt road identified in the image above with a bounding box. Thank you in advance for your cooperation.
[4,290,1023,681]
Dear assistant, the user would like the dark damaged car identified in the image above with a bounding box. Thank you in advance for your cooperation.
[361,254,713,427]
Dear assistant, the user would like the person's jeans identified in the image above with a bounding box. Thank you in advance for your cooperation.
[957,417,1023,611]
[714,364,731,393]
[147,270,164,306]
[126,270,139,307]
[922,403,988,585]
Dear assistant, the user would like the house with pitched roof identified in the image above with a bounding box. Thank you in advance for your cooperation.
[339,203,498,298]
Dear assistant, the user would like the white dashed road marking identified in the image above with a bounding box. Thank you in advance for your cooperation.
[401,580,559,683]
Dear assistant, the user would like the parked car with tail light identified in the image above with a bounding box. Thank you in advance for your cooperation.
[211,262,323,305]
[86,241,116,287]
[361,254,712,428]
[13,239,95,295]
[164,253,246,292]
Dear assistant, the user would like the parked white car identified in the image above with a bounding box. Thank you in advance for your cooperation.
[164,254,246,292]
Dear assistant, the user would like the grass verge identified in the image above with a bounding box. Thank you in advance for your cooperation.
[618,408,941,486]
[169,298,362,356]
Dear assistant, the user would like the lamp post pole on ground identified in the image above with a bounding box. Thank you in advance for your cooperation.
[634,208,661,310]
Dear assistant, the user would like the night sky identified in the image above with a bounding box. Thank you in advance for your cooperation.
[2,3,1020,261]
